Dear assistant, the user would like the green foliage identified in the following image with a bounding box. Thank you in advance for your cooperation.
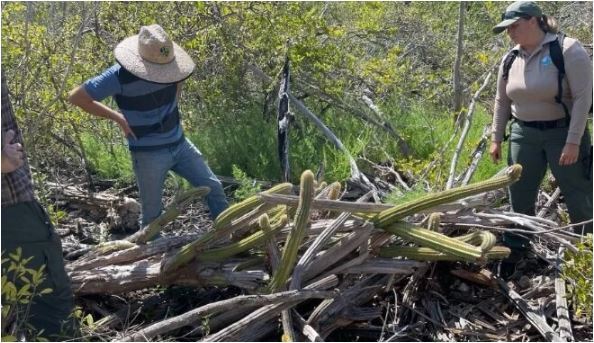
[1,248,52,341]
[563,237,593,321]
[384,182,428,206]
[80,132,134,183]
[71,306,97,337]
[231,165,262,202]
[31,171,67,225]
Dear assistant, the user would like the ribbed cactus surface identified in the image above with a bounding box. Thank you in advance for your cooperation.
[374,164,522,227]
[270,170,315,291]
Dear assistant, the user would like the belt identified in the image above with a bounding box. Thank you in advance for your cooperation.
[513,117,568,130]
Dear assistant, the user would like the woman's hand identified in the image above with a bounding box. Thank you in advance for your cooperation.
[559,143,579,166]
[489,141,502,163]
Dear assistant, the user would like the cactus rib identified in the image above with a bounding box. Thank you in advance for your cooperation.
[374,164,522,227]
[383,222,483,260]
[161,183,292,273]
[380,245,511,261]
[270,170,315,291]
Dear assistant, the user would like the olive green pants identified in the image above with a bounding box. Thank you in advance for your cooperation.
[505,121,593,247]
[1,201,77,340]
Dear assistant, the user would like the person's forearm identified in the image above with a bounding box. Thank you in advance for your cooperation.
[75,98,124,123]
[68,86,125,125]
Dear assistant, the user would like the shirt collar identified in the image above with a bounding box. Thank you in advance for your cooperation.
[511,32,558,56]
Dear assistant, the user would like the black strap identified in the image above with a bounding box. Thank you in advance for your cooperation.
[549,33,570,121]
[502,50,518,82]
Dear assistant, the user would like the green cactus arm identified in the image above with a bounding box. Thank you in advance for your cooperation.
[455,231,482,244]
[382,222,483,260]
[379,245,511,261]
[374,164,522,227]
[214,182,293,231]
[379,246,463,261]
[454,231,497,253]
[198,215,288,262]
[327,182,342,200]
[478,231,497,253]
[128,187,210,244]
[270,170,315,291]
[161,184,292,273]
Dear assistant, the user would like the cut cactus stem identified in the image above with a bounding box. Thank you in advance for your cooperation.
[374,164,522,227]
[162,183,292,273]
[270,170,315,291]
[379,245,511,261]
[382,222,483,261]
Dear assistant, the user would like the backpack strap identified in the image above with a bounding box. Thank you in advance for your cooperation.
[502,49,518,142]
[502,49,518,82]
[549,32,571,121]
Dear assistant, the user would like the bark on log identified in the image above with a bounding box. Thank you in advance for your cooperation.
[70,258,269,295]
[496,277,563,342]
[119,289,337,342]
[202,275,339,342]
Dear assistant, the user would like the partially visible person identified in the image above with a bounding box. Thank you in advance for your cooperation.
[490,1,593,252]
[1,73,78,340]
[68,24,228,228]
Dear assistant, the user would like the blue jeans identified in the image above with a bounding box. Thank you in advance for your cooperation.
[130,138,228,226]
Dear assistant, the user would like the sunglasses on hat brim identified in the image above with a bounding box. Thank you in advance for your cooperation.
[501,11,532,21]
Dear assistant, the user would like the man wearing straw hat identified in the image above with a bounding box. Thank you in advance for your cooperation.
[69,24,228,229]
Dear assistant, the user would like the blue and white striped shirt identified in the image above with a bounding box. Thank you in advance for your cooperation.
[84,64,184,150]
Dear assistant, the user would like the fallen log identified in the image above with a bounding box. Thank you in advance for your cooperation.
[118,289,338,342]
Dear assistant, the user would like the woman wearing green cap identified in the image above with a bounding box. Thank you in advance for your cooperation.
[490,1,593,250]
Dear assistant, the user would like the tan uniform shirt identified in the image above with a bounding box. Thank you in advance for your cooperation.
[492,32,593,145]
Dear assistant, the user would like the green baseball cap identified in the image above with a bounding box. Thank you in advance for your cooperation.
[493,1,543,34]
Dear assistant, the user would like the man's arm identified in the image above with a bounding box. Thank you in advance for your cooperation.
[1,129,23,173]
[68,86,136,140]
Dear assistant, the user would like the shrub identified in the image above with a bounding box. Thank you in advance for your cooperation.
[1,247,53,341]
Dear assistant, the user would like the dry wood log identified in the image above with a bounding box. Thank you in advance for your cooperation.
[293,309,324,342]
[67,234,198,271]
[555,246,573,341]
[446,69,494,189]
[309,274,390,339]
[538,187,562,218]
[341,258,426,275]
[70,258,269,295]
[202,275,339,342]
[118,289,337,341]
[303,225,373,281]
[496,277,563,342]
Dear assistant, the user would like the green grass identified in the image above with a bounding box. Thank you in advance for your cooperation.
[77,97,507,200]
[80,132,134,183]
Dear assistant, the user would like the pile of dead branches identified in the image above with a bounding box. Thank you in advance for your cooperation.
[63,164,589,342]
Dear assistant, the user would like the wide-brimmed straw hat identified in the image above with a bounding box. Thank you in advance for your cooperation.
[114,24,195,84]
[493,1,542,34]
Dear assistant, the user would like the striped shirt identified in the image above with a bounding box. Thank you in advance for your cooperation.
[1,75,35,206]
[84,64,184,151]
